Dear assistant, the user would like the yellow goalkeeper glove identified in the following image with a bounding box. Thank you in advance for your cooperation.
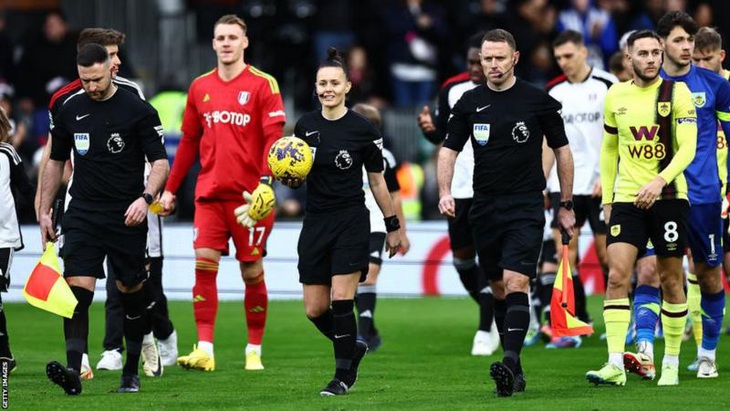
[234,177,275,228]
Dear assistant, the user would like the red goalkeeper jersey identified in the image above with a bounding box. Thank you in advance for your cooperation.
[166,65,285,201]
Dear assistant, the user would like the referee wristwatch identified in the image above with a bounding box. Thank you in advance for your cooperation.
[141,193,154,205]
[559,199,574,211]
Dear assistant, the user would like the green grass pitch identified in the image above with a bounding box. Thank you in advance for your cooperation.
[4,296,729,410]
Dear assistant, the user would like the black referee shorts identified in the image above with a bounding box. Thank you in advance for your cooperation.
[60,206,148,287]
[448,198,476,251]
[298,207,370,285]
[469,192,544,279]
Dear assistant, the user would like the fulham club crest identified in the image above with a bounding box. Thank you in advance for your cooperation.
[238,91,250,106]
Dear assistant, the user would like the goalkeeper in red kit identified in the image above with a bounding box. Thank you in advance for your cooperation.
[159,14,285,371]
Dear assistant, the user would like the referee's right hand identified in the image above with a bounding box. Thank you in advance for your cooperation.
[39,211,57,248]
[438,194,455,218]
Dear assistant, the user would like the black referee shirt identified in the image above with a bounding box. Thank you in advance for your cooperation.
[50,87,167,209]
[295,110,384,214]
[444,78,568,196]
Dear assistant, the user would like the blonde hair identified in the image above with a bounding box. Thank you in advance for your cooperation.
[215,14,247,34]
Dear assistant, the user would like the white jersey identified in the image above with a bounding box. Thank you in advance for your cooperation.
[364,148,398,233]
[0,143,30,250]
[546,68,616,195]
[446,81,479,199]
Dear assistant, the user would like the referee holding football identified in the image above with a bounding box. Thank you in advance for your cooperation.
[438,29,575,397]
[287,47,401,396]
[39,43,169,395]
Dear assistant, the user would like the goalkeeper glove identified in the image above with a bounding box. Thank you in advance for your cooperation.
[234,177,276,228]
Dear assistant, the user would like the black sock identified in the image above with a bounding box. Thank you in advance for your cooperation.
[453,258,479,302]
[0,299,10,358]
[332,300,356,381]
[477,274,494,332]
[494,298,507,348]
[120,283,151,376]
[148,257,175,339]
[538,272,556,325]
[572,272,591,323]
[502,293,530,374]
[308,309,334,341]
[356,285,377,338]
[65,287,93,371]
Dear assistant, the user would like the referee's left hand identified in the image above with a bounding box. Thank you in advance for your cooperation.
[385,231,402,259]
[125,197,149,226]
[557,207,576,239]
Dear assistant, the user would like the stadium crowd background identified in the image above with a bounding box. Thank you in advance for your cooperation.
[0,0,728,223]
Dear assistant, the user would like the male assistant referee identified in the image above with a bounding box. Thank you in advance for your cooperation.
[437,29,575,397]
[39,43,169,395]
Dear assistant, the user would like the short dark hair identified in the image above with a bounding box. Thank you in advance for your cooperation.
[553,30,584,48]
[468,31,485,50]
[608,51,625,73]
[77,28,125,51]
[318,46,348,80]
[482,29,517,51]
[694,26,723,52]
[627,30,662,50]
[77,43,109,67]
[656,11,698,38]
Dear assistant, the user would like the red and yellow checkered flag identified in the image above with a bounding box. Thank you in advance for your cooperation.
[550,232,594,337]
[23,243,77,318]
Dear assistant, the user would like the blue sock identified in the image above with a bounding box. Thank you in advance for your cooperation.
[633,285,660,345]
[700,291,725,351]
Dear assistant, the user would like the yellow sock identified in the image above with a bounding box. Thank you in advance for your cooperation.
[604,298,631,355]
[686,273,703,347]
[661,300,688,357]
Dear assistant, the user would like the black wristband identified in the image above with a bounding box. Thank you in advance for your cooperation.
[384,215,401,233]
[260,175,273,186]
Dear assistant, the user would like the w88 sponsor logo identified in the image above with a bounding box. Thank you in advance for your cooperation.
[628,143,665,159]
[203,110,251,128]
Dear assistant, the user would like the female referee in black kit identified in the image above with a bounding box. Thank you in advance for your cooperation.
[288,47,402,396]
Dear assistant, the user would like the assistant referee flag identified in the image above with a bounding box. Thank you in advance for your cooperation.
[23,243,77,318]
[550,234,594,337]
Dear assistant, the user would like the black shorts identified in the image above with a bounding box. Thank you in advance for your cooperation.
[606,200,689,257]
[298,207,370,284]
[724,218,730,253]
[368,232,386,266]
[550,193,606,234]
[447,198,475,251]
[60,206,148,287]
[469,192,544,279]
[539,239,558,266]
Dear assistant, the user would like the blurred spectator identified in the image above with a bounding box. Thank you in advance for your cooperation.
[610,0,654,35]
[312,0,355,62]
[346,45,382,107]
[384,0,448,108]
[556,0,618,69]
[503,0,558,83]
[692,2,712,28]
[15,10,77,113]
[0,11,16,86]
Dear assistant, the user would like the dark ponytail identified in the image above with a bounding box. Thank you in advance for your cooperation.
[318,46,349,80]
